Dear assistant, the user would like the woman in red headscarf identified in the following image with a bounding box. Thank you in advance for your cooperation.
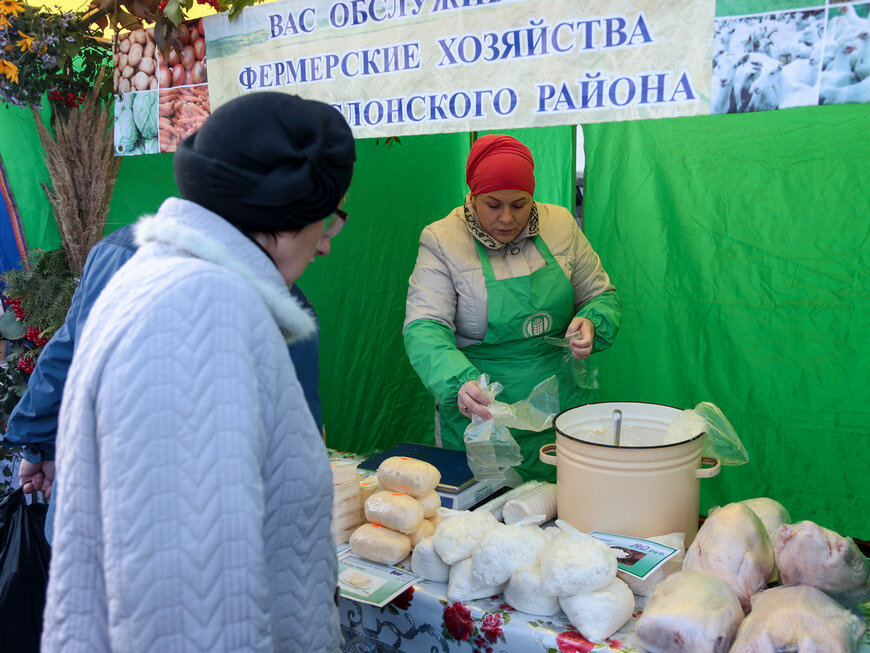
[403,134,621,480]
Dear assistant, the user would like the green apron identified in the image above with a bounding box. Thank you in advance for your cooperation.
[438,235,585,481]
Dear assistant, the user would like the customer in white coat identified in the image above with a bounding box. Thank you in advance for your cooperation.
[41,92,355,652]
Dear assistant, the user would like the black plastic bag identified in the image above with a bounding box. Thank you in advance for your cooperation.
[0,488,51,653]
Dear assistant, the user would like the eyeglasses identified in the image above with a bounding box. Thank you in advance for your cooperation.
[324,208,348,238]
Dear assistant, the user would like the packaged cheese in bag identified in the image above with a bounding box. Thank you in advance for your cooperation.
[364,490,424,534]
[377,456,441,498]
[349,523,411,566]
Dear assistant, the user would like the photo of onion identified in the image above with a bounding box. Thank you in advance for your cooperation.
[156,18,208,89]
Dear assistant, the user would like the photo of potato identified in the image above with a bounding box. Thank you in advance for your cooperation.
[113,28,159,95]
[156,18,208,90]
[158,85,210,153]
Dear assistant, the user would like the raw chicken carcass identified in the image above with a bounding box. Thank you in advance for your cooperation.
[635,570,744,653]
[740,497,790,581]
[740,497,790,545]
[730,585,867,653]
[775,520,870,606]
[682,502,774,609]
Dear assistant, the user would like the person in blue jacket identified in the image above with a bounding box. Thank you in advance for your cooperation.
[5,210,346,542]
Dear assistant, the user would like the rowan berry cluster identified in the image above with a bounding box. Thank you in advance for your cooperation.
[48,89,85,108]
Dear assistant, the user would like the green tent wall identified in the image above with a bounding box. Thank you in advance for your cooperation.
[0,103,867,539]
[584,105,869,539]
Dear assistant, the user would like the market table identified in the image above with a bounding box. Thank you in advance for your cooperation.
[340,579,870,653]
[340,575,644,652]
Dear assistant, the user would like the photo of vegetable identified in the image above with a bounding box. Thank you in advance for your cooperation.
[112,17,211,155]
[113,28,160,95]
[114,90,160,156]
[156,18,208,89]
[158,85,210,153]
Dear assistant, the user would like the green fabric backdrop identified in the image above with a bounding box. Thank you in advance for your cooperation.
[584,104,869,539]
[1,103,866,538]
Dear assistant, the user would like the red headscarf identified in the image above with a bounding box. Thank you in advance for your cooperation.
[465,134,535,195]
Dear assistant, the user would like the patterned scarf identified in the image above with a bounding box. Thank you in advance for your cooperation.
[462,193,539,249]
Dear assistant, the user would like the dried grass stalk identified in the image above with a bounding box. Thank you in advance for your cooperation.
[32,70,120,276]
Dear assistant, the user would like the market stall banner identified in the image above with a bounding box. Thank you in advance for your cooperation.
[111,0,870,153]
[202,0,714,138]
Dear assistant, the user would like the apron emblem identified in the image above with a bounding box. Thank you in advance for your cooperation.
[522,311,552,338]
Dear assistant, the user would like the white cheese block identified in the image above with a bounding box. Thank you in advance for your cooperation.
[471,522,549,585]
[411,536,450,582]
[433,510,500,564]
[541,530,618,597]
[504,563,561,616]
[560,578,635,642]
[447,557,506,603]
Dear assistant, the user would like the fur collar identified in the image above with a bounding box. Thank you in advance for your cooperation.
[134,200,316,343]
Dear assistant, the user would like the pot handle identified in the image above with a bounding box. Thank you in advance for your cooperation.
[539,443,557,466]
[696,457,721,479]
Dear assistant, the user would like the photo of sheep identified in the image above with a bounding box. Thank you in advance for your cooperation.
[711,9,825,114]
[820,3,870,104]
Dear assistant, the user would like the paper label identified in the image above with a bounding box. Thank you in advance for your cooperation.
[337,554,419,607]
[589,531,679,580]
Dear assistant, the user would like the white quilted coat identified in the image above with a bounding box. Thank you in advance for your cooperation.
[42,198,340,652]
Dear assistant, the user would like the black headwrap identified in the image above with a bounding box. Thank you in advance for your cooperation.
[174,92,356,232]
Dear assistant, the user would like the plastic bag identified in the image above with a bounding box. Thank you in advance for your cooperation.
[544,334,599,390]
[0,488,51,653]
[663,402,749,465]
[695,402,749,465]
[463,374,559,480]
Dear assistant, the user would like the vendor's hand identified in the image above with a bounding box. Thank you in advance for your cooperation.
[19,459,55,499]
[458,380,492,420]
[566,317,595,360]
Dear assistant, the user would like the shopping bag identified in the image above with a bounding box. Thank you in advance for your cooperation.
[463,374,559,480]
[0,488,51,653]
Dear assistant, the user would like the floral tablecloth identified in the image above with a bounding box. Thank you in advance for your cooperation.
[340,577,645,653]
[340,583,870,653]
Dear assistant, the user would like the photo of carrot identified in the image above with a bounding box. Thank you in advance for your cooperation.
[158,84,210,153]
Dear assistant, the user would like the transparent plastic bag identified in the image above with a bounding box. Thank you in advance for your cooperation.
[543,334,599,390]
[695,402,749,466]
[463,374,559,480]
[663,402,749,465]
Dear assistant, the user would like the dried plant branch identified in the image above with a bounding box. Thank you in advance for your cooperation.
[32,69,120,276]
